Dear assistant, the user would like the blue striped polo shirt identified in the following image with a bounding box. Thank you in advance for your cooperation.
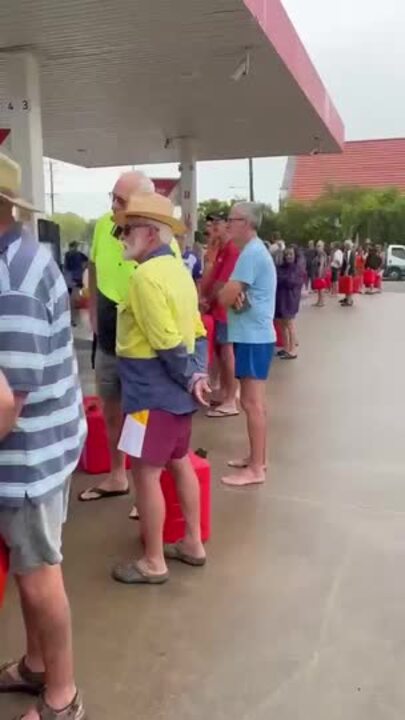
[0,223,87,507]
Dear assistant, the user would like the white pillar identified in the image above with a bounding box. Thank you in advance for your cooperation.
[1,52,45,224]
[179,141,197,246]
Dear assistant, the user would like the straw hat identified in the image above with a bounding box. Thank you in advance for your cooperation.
[0,153,39,213]
[119,192,186,235]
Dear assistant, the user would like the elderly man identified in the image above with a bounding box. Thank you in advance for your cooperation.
[201,212,240,418]
[0,154,86,720]
[111,192,209,584]
[79,171,155,505]
[219,202,276,487]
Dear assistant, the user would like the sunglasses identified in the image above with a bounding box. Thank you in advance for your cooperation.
[122,223,153,237]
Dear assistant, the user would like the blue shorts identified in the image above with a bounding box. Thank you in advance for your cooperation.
[234,342,275,380]
[215,321,229,345]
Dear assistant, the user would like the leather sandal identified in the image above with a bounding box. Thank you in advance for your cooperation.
[0,657,45,695]
[15,690,86,720]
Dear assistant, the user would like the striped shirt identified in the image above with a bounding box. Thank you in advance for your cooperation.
[0,223,87,507]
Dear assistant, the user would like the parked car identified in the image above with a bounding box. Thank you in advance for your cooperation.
[384,245,405,280]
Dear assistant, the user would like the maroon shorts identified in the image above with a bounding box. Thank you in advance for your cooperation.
[119,409,192,468]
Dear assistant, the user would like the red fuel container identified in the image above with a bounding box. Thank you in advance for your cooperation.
[312,277,326,291]
[364,269,376,288]
[374,273,382,290]
[353,275,363,293]
[161,452,211,543]
[80,396,131,474]
[0,537,9,608]
[339,275,354,295]
[274,320,283,348]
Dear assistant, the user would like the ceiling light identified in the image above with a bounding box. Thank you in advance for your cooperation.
[231,51,250,82]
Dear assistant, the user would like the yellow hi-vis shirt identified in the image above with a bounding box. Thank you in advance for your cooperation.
[117,246,207,415]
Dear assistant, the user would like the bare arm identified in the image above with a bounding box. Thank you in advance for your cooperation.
[88,260,98,334]
[218,280,245,309]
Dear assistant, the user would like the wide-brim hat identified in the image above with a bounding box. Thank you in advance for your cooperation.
[118,192,186,236]
[0,153,39,213]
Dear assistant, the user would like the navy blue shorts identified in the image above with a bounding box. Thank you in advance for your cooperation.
[215,321,229,345]
[234,342,275,380]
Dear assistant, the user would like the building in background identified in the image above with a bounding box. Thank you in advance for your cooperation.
[281,138,405,203]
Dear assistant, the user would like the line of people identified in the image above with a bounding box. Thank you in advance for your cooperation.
[0,158,278,720]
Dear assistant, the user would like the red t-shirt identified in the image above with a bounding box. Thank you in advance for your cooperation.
[205,240,240,323]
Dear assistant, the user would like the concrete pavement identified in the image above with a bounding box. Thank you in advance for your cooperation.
[1,291,405,720]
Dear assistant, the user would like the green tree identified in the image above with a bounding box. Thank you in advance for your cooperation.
[50,212,88,250]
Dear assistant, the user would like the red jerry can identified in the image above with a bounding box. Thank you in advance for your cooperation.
[364,269,376,288]
[80,396,130,474]
[312,277,326,291]
[353,275,363,294]
[339,275,354,295]
[0,537,9,608]
[374,273,382,290]
[160,452,211,543]
[202,314,215,366]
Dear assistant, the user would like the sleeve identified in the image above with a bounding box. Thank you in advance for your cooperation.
[130,275,206,390]
[192,257,203,281]
[216,248,239,283]
[0,292,50,393]
[230,247,258,287]
[90,219,100,264]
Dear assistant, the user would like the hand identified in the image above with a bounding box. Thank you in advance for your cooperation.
[232,292,246,312]
[193,378,211,407]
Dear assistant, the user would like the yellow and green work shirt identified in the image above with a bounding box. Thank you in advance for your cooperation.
[117,245,207,415]
[90,212,181,354]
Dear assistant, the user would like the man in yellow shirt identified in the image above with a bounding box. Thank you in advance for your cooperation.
[111,192,209,584]
[79,171,155,503]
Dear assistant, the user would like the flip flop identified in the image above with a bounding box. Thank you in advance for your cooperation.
[112,561,169,585]
[206,408,239,418]
[164,543,207,567]
[0,657,45,695]
[78,487,130,502]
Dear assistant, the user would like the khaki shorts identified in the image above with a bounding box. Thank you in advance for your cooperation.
[95,348,121,400]
[0,482,70,575]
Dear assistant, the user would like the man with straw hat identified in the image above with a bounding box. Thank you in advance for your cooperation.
[0,154,86,720]
[111,192,210,585]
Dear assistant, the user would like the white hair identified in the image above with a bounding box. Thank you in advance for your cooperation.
[136,174,155,194]
[146,220,172,245]
[233,202,263,229]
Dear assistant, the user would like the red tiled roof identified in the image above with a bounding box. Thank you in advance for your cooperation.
[288,139,405,202]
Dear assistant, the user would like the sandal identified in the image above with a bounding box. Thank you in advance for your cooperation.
[112,560,169,585]
[0,657,45,695]
[164,543,206,567]
[78,487,129,502]
[15,690,87,719]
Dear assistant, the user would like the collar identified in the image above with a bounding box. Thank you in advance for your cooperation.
[0,222,22,255]
[142,244,174,264]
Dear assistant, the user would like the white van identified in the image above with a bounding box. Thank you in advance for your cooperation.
[384,245,405,280]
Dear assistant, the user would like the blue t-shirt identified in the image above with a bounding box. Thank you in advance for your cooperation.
[227,237,276,344]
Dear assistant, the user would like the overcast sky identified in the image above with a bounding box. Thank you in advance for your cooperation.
[45,0,405,218]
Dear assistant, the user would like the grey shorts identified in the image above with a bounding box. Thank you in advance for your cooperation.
[0,482,70,575]
[95,348,121,400]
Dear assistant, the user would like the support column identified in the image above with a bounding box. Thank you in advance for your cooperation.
[1,52,45,224]
[179,140,197,246]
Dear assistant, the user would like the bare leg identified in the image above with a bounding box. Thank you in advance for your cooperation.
[286,319,297,355]
[281,319,289,352]
[132,463,167,575]
[223,379,267,486]
[216,343,238,410]
[168,456,205,559]
[16,565,76,720]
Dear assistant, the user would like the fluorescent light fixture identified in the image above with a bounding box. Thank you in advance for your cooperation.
[231,51,250,82]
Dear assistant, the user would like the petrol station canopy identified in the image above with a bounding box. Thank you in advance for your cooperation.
[0,0,344,168]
